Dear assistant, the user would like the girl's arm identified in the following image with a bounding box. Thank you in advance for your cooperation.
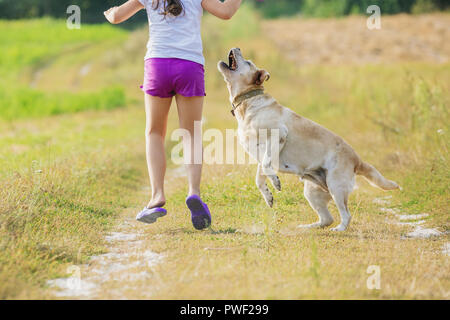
[202,0,242,20]
[104,0,144,24]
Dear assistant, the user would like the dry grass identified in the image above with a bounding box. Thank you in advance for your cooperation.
[263,13,450,65]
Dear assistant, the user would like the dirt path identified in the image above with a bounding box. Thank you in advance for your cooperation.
[47,212,162,299]
[47,168,186,299]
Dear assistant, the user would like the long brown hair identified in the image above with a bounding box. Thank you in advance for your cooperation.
[152,0,184,17]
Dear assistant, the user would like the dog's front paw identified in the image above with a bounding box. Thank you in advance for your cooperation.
[269,175,281,191]
[264,192,274,208]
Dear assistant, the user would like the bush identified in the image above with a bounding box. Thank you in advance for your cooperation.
[252,0,303,18]
[302,0,348,18]
[0,0,147,24]
[412,0,440,13]
[1,0,448,20]
[250,0,449,18]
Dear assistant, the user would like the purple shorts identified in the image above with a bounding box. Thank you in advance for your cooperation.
[140,58,206,98]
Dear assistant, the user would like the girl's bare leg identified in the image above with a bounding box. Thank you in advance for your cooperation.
[144,94,172,209]
[175,95,204,197]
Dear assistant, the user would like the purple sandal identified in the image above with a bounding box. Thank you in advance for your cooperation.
[136,207,167,224]
[186,195,211,230]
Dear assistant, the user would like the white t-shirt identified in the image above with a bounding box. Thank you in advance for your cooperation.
[138,0,205,65]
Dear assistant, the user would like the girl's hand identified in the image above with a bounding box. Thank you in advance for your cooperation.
[103,0,144,24]
[202,0,242,20]
[104,7,118,24]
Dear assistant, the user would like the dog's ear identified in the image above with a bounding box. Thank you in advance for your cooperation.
[254,69,270,85]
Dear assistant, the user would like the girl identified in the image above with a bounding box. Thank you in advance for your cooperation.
[104,0,242,230]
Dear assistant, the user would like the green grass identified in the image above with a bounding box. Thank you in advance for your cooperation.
[0,86,125,120]
[0,7,448,299]
[0,18,127,71]
[0,19,128,121]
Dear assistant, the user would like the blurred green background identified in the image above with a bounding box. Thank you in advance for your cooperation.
[0,0,448,22]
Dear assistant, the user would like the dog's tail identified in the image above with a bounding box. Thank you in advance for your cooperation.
[356,161,400,191]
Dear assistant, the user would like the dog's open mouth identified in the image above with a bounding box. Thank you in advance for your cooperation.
[228,50,237,71]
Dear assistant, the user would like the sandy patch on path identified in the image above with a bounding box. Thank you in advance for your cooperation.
[404,226,443,239]
[373,197,447,241]
[442,243,450,256]
[47,215,164,299]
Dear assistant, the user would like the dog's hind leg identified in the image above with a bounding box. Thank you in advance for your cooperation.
[298,181,334,229]
[327,169,354,231]
[256,164,274,207]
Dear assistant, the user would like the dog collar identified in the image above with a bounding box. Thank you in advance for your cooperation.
[231,89,265,117]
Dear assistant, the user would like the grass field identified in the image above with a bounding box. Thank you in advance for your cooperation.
[0,19,127,120]
[0,6,448,299]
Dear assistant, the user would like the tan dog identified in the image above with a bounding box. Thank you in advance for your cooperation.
[218,48,400,231]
